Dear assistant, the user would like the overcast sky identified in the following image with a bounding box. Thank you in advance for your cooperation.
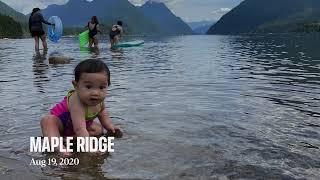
[1,0,243,22]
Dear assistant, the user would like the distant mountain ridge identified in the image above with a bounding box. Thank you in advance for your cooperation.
[193,24,213,35]
[39,0,192,35]
[41,0,159,35]
[1,0,196,36]
[188,21,214,29]
[188,21,215,34]
[139,0,193,35]
[207,0,320,34]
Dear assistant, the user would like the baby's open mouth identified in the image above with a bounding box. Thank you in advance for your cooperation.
[90,98,99,102]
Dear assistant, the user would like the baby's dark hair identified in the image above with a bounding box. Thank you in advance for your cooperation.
[74,59,110,86]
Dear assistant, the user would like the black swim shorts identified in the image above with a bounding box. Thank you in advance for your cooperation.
[31,30,45,37]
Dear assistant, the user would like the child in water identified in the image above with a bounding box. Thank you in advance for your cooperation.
[109,21,123,47]
[41,59,120,155]
[87,16,101,49]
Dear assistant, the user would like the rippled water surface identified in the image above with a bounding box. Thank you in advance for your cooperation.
[0,34,320,179]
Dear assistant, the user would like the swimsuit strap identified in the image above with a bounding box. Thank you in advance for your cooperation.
[66,89,75,102]
[85,101,104,120]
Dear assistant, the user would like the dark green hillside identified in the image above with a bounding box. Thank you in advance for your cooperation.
[140,1,193,35]
[41,0,159,35]
[0,14,23,38]
[207,0,320,34]
[0,1,27,22]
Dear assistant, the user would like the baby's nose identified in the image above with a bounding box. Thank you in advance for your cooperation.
[91,89,99,95]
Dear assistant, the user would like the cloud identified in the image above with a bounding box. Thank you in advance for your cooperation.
[211,8,231,15]
[128,0,184,6]
[1,0,68,14]
[220,8,231,12]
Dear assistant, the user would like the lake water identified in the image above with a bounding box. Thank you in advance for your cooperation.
[0,34,319,179]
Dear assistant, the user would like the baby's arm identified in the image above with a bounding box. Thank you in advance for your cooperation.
[98,108,116,133]
[69,94,89,137]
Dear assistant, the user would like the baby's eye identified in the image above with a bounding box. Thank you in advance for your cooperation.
[100,86,107,90]
[86,85,92,89]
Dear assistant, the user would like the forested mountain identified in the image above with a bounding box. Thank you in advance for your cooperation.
[0,1,25,38]
[140,0,193,35]
[0,14,23,38]
[0,1,27,22]
[41,0,160,34]
[207,0,320,34]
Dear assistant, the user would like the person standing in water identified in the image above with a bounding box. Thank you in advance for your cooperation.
[87,16,101,49]
[109,21,123,47]
[29,8,54,51]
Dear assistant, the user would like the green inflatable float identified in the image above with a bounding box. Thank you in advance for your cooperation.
[79,30,89,47]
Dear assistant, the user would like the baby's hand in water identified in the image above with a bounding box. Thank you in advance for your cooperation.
[106,127,123,138]
[89,149,107,156]
[113,127,123,138]
[56,145,72,157]
[61,151,72,157]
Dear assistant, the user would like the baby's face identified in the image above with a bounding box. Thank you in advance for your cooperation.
[75,72,108,106]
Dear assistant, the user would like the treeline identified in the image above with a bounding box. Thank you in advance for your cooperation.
[0,16,118,38]
[296,23,320,32]
[0,14,23,38]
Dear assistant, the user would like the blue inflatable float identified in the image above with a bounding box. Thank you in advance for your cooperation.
[48,16,63,42]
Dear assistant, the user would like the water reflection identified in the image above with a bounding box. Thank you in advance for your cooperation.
[110,48,124,60]
[42,153,109,179]
[226,34,320,117]
[80,46,100,57]
[33,50,49,94]
[1,35,320,179]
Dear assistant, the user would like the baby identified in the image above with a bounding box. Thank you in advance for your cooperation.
[41,59,120,154]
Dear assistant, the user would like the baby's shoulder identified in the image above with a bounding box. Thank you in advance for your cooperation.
[67,91,82,109]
